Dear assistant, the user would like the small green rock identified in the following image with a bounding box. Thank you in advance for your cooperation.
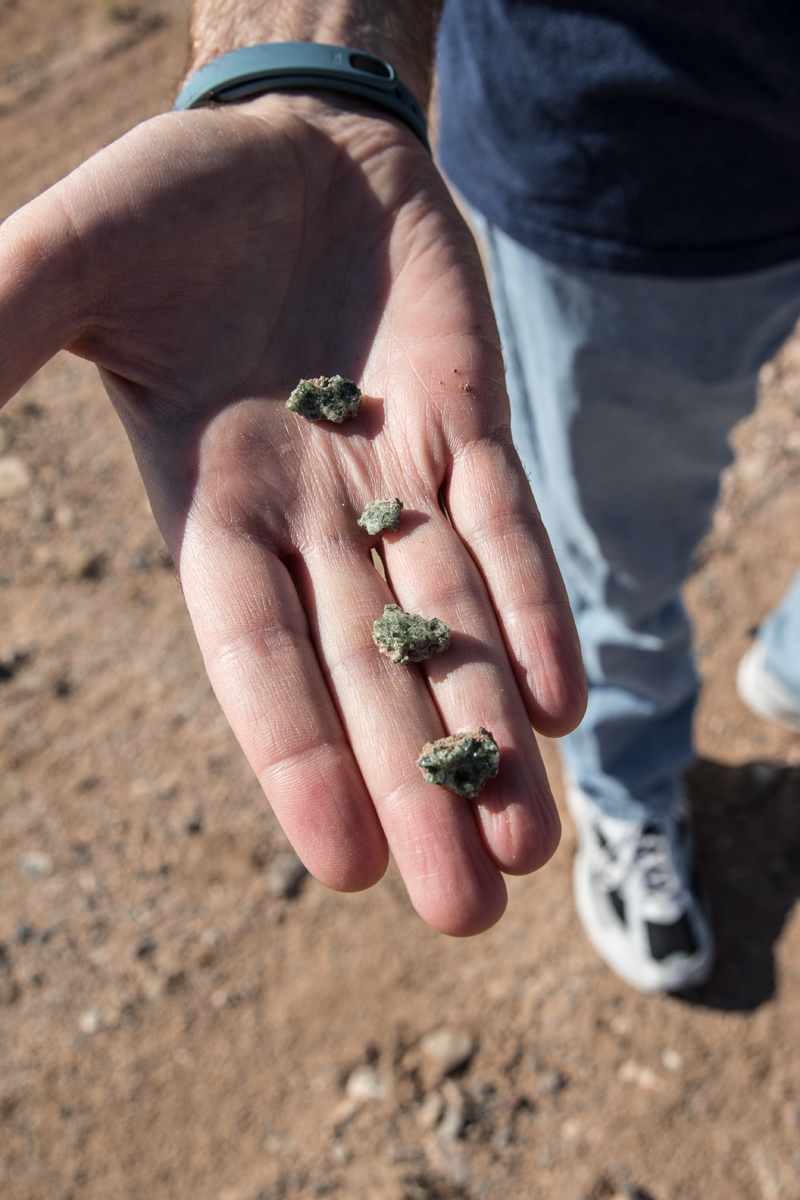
[416,728,500,798]
[357,498,404,535]
[373,603,450,664]
[286,375,362,423]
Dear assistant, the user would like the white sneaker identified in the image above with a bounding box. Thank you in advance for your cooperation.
[566,782,714,993]
[736,638,800,733]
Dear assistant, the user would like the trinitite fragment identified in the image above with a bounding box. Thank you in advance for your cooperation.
[416,728,500,798]
[373,603,450,664]
[357,498,403,535]
[286,375,362,423]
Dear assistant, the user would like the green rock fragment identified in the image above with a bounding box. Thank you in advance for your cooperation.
[357,498,404,535]
[286,375,362,423]
[373,603,450,664]
[416,728,500,799]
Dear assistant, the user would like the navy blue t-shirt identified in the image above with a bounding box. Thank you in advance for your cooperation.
[437,1,800,276]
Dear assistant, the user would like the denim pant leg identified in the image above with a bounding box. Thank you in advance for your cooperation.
[760,567,800,704]
[470,212,800,819]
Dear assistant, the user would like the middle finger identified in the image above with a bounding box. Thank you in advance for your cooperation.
[381,503,560,873]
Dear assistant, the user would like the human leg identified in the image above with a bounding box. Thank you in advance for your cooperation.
[473,218,800,810]
[469,210,800,986]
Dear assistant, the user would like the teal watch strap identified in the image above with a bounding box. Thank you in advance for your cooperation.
[174,42,430,153]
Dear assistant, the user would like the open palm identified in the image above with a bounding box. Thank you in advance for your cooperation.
[0,94,585,934]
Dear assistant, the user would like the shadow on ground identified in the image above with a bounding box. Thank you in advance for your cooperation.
[681,757,800,1011]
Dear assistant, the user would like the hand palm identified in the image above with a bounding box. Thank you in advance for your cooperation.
[0,96,585,934]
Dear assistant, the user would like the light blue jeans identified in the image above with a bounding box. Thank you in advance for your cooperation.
[471,211,800,819]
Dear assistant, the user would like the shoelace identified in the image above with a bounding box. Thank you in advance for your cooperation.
[592,820,683,901]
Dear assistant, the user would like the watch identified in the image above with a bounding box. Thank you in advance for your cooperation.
[174,41,430,153]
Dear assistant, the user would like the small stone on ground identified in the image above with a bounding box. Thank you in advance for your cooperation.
[265,850,308,899]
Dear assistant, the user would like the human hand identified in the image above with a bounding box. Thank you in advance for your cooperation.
[0,94,586,934]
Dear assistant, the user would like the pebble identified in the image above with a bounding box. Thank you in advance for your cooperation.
[63,550,105,582]
[439,1079,465,1139]
[425,1129,470,1188]
[561,1118,581,1142]
[661,1049,683,1072]
[0,643,32,678]
[536,1068,567,1095]
[344,1065,391,1102]
[265,850,308,899]
[142,977,162,1002]
[329,1138,351,1166]
[20,851,53,879]
[54,506,77,529]
[416,1091,444,1132]
[29,497,51,523]
[420,1027,475,1077]
[618,1060,664,1091]
[0,456,31,497]
[79,1009,101,1034]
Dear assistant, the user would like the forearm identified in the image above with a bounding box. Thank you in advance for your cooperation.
[187,0,442,109]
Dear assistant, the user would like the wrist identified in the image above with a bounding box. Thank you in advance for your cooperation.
[175,42,430,151]
[220,89,431,167]
[187,2,441,111]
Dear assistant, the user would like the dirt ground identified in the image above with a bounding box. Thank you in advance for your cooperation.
[1,4,799,1199]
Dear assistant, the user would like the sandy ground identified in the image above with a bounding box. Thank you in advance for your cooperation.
[1,4,799,1199]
